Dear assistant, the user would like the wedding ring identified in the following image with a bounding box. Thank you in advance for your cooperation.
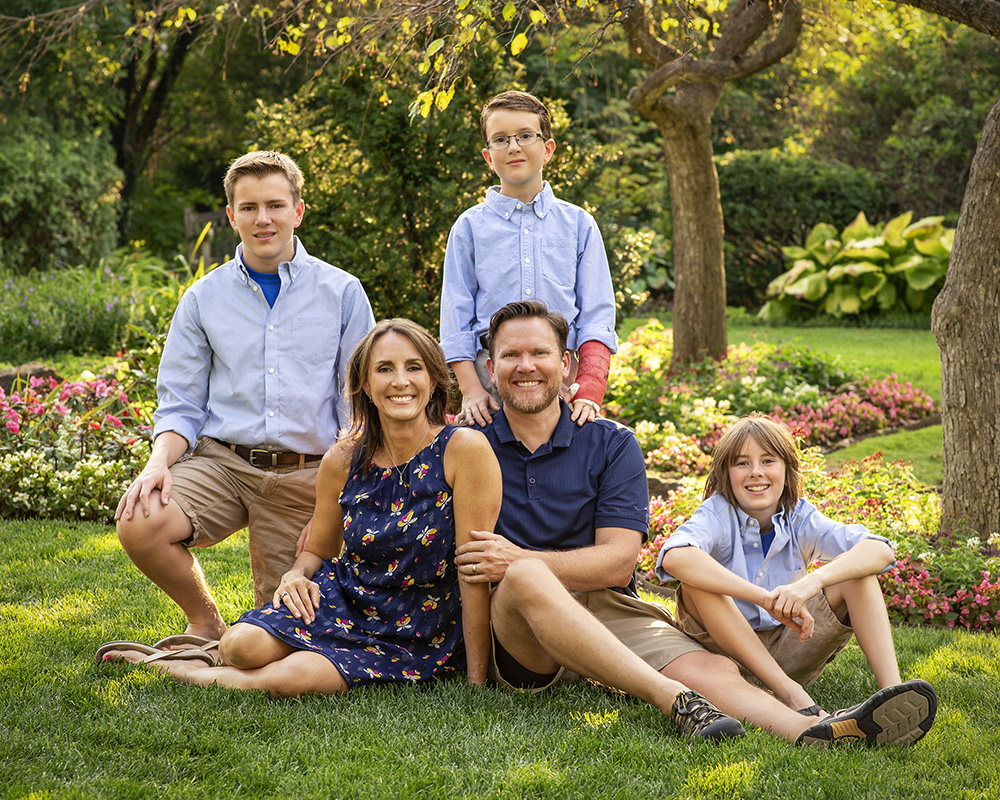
[472,564,478,575]
[281,591,289,597]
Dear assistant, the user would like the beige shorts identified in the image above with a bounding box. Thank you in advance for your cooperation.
[169,438,320,606]
[488,587,706,692]
[673,585,854,688]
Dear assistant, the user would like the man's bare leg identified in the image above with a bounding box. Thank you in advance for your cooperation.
[493,560,710,719]
[116,489,228,641]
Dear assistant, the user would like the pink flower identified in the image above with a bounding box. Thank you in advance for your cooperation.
[5,420,20,435]
[104,414,123,428]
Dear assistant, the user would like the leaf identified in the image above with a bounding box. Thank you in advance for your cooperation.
[881,211,913,248]
[914,237,950,259]
[780,245,810,261]
[837,243,889,262]
[529,9,548,24]
[841,211,874,242]
[904,259,947,291]
[902,216,945,239]
[858,273,886,302]
[511,32,528,56]
[786,271,828,302]
[805,223,838,250]
[426,38,445,56]
[502,1,516,22]
[876,281,898,310]
[885,254,924,275]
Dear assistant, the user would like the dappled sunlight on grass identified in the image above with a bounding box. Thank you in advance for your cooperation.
[570,709,620,730]
[683,760,760,799]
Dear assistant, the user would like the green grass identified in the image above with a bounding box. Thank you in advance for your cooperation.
[2,517,999,799]
[622,312,944,486]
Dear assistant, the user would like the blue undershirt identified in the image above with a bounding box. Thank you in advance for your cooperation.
[761,529,776,556]
[244,265,282,308]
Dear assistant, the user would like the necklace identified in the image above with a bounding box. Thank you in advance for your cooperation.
[382,422,431,484]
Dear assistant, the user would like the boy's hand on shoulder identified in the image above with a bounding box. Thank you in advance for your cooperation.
[570,398,600,425]
[458,388,500,427]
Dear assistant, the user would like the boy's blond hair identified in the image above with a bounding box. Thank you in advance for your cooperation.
[224,151,304,207]
[704,413,803,518]
[480,90,552,142]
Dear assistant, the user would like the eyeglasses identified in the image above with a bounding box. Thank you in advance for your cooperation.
[485,131,546,151]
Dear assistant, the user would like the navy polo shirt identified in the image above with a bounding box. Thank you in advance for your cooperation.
[482,402,649,558]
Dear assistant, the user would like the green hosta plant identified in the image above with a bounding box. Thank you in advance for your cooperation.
[759,211,954,322]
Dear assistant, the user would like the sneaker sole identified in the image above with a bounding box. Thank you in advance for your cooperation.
[798,679,938,748]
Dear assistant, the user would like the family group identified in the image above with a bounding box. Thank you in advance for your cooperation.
[96,91,937,748]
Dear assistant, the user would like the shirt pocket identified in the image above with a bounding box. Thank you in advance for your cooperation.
[292,316,339,366]
[541,237,578,288]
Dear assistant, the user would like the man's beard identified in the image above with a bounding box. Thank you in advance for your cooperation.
[496,377,560,415]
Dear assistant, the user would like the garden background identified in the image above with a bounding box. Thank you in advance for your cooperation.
[2,2,1000,798]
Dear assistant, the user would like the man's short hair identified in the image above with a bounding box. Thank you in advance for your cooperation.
[487,300,568,359]
[224,151,304,207]
[480,90,552,143]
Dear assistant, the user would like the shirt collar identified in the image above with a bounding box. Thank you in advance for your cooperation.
[235,236,307,284]
[491,398,575,450]
[736,505,784,537]
[483,182,554,220]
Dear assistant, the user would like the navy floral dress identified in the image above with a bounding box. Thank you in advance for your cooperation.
[237,427,465,685]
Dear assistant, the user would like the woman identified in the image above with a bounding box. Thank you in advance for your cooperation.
[97,319,501,695]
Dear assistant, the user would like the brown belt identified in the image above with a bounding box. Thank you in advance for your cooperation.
[214,439,324,469]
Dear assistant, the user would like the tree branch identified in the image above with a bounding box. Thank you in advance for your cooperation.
[627,0,802,116]
[616,0,684,69]
[897,0,1000,37]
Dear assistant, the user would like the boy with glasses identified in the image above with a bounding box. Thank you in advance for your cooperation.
[439,90,617,428]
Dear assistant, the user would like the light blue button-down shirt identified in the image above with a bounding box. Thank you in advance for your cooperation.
[655,494,893,631]
[439,182,618,362]
[153,238,375,454]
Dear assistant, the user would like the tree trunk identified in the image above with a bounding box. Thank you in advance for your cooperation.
[930,93,1000,537]
[655,84,728,368]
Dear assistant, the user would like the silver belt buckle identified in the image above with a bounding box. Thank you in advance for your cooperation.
[248,448,276,468]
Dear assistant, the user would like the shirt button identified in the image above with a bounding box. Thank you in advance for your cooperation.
[515,204,522,210]
[504,213,510,218]
[523,229,531,234]
[753,543,759,548]
[525,289,532,296]
[268,368,275,374]
[252,286,259,292]
[524,257,531,264]
[269,325,274,330]
[529,477,535,484]
[268,411,275,417]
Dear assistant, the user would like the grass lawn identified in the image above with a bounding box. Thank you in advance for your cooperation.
[3,518,1000,800]
[622,314,944,486]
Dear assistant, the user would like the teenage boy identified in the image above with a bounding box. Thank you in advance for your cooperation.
[456,300,938,747]
[115,150,375,643]
[439,90,617,428]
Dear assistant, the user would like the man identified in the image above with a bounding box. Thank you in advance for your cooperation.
[115,150,375,644]
[455,300,937,746]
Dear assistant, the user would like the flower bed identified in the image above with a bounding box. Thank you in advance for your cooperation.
[0,371,153,520]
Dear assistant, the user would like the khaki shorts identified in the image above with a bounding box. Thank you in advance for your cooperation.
[673,585,854,688]
[488,588,706,692]
[169,438,320,606]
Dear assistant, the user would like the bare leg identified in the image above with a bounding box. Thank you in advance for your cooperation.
[826,576,902,689]
[116,490,228,641]
[680,584,816,711]
[492,559,690,718]
[663,651,815,743]
[104,626,348,697]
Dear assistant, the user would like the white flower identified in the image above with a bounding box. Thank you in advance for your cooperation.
[966,536,982,549]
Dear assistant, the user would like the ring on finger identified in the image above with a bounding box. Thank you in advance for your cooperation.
[281,591,289,598]
[472,563,477,575]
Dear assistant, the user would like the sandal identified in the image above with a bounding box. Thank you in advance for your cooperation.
[94,640,215,667]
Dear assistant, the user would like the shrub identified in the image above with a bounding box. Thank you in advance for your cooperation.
[717,149,892,309]
[759,211,954,323]
[0,115,122,274]
[0,373,153,520]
